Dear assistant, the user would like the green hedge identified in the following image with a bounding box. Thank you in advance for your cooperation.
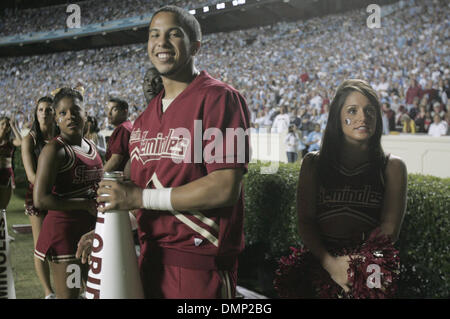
[243,162,450,298]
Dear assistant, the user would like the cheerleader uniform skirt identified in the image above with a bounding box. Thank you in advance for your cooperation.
[35,210,96,263]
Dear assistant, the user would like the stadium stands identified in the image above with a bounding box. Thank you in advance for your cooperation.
[0,0,448,138]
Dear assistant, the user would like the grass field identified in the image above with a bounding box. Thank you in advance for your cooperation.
[5,188,47,299]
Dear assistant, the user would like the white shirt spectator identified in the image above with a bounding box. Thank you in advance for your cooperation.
[428,121,448,137]
[284,132,300,152]
[271,113,290,134]
[376,81,389,97]
[310,95,323,111]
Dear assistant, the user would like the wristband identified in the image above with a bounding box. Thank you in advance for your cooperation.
[142,188,173,211]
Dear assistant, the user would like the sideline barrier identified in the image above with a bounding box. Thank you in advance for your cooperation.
[250,132,450,178]
[23,129,450,178]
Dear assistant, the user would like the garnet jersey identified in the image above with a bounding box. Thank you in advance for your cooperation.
[0,140,15,187]
[105,120,132,171]
[129,71,250,267]
[52,136,103,199]
[316,156,388,250]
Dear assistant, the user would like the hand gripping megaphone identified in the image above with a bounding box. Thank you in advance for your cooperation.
[85,172,144,299]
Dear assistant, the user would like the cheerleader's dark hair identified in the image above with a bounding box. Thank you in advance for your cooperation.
[30,96,59,159]
[317,79,386,186]
[52,87,84,110]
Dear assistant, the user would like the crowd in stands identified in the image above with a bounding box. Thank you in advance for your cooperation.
[0,0,449,147]
[0,0,224,37]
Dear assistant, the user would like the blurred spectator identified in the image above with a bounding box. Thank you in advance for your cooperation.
[420,80,439,106]
[431,101,446,119]
[405,78,422,107]
[303,123,322,156]
[414,106,428,133]
[84,115,106,158]
[395,105,408,130]
[285,125,300,163]
[402,114,416,134]
[271,105,290,134]
[428,114,448,137]
[382,102,396,132]
[382,111,390,135]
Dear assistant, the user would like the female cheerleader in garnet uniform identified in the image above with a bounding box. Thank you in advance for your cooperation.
[21,96,58,299]
[296,79,407,297]
[33,88,103,299]
[0,115,22,209]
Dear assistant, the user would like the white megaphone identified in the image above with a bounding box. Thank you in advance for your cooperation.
[0,209,16,299]
[85,172,144,299]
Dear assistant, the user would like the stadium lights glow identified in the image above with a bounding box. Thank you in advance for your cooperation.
[232,0,246,6]
[203,6,209,13]
[189,9,196,15]
[217,3,226,9]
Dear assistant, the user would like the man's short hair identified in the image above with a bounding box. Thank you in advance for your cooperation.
[109,97,129,111]
[151,5,202,42]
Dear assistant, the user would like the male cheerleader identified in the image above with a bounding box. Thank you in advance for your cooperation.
[96,5,250,299]
[103,97,132,172]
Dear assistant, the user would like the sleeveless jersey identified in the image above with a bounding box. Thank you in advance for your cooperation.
[0,140,15,187]
[129,71,250,268]
[52,136,103,200]
[316,157,388,250]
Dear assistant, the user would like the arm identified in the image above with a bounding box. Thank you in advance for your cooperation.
[297,153,331,266]
[97,168,244,213]
[297,153,352,292]
[10,115,22,147]
[21,134,37,185]
[379,156,407,242]
[33,141,97,214]
[103,154,125,172]
[123,159,131,180]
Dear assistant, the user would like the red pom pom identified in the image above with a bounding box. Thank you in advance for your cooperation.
[274,228,400,298]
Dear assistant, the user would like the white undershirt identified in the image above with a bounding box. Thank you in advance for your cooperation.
[162,98,175,113]
[72,139,91,153]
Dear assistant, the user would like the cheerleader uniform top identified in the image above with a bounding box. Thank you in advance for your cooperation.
[315,155,389,251]
[25,130,48,215]
[51,136,103,200]
[0,140,15,187]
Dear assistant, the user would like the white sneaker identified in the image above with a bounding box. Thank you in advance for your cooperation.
[45,293,56,299]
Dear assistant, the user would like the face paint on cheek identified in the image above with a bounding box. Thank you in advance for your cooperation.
[345,118,351,125]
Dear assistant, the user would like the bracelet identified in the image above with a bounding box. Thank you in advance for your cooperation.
[142,188,173,211]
